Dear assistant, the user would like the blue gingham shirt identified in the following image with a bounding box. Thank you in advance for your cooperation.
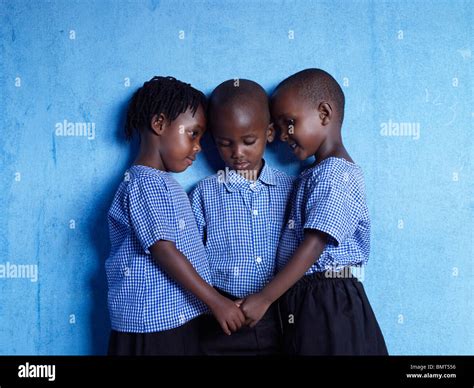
[277,157,370,273]
[189,161,295,298]
[105,165,212,333]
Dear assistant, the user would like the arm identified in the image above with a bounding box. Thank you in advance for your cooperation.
[240,229,327,327]
[150,240,245,335]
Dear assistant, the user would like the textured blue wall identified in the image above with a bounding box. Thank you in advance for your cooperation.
[0,0,472,355]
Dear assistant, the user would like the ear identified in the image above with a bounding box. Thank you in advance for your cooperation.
[318,102,332,126]
[150,113,166,136]
[266,122,276,143]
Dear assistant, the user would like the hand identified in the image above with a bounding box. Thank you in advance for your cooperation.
[239,292,272,328]
[208,294,246,335]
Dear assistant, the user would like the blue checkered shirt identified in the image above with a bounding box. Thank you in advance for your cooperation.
[106,165,212,333]
[189,161,295,298]
[277,157,370,273]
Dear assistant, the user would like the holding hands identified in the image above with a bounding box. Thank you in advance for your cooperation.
[212,292,273,334]
[237,293,272,328]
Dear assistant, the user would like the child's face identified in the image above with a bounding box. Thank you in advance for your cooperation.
[158,105,206,173]
[271,87,326,161]
[212,106,273,175]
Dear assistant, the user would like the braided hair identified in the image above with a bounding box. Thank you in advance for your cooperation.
[125,76,206,140]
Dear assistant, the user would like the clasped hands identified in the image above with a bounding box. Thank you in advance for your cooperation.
[210,291,273,335]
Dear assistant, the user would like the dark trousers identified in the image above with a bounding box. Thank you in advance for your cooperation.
[279,271,389,355]
[108,317,202,356]
[199,289,282,355]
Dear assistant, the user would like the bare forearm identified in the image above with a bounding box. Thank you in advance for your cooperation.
[150,241,219,308]
[261,230,327,303]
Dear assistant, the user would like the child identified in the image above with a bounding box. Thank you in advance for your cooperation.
[189,79,294,355]
[239,69,388,355]
[106,76,245,356]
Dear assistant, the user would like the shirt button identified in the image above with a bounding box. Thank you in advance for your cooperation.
[256,256,262,264]
[250,182,257,190]
[252,209,258,216]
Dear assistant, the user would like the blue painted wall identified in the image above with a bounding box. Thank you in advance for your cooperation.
[0,0,472,355]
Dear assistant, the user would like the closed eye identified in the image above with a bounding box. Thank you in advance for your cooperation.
[188,130,200,139]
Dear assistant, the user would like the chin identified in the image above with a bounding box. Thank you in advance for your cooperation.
[168,164,188,173]
[294,150,307,161]
[175,166,188,173]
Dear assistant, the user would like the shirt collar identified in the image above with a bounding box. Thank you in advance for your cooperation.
[222,159,276,192]
[258,159,277,186]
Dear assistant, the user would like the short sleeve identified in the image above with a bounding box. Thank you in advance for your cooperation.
[188,184,207,244]
[304,177,361,246]
[128,175,176,253]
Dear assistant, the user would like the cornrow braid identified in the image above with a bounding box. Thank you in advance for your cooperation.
[124,76,207,140]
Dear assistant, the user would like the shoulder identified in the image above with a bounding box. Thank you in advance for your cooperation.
[191,173,221,192]
[311,158,363,187]
[265,166,296,194]
[127,165,171,194]
[189,173,223,201]
[269,166,296,185]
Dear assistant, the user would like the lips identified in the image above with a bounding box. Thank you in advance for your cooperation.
[185,156,196,165]
[232,161,250,169]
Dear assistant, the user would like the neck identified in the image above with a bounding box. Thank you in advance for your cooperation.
[313,133,352,164]
[134,138,165,171]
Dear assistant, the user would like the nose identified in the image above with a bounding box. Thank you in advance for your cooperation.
[231,144,244,159]
[193,140,201,153]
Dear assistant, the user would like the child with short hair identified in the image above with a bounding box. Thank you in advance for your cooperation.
[106,76,245,356]
[189,79,294,355]
[239,69,388,355]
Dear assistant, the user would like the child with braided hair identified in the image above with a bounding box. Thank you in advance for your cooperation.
[106,76,245,355]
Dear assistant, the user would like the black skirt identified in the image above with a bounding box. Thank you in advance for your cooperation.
[199,288,282,355]
[107,316,202,356]
[279,270,388,355]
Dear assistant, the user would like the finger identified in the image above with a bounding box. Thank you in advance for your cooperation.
[220,320,231,336]
[234,317,243,330]
[235,315,245,328]
[235,307,246,323]
[227,320,237,333]
[245,317,252,326]
[235,299,243,308]
[249,320,258,328]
